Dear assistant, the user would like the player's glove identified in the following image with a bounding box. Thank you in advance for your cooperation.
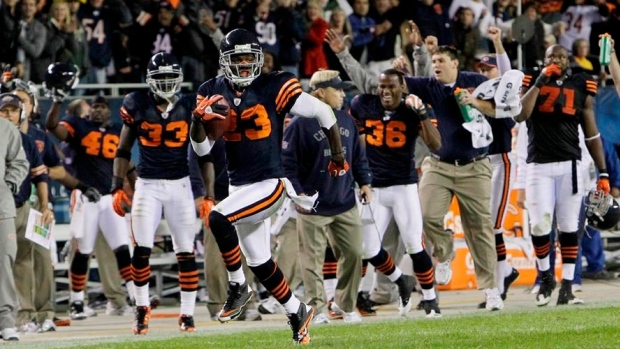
[327,158,350,177]
[112,189,132,217]
[111,176,131,217]
[199,197,215,226]
[76,181,101,203]
[534,64,562,88]
[193,95,229,122]
[405,94,428,120]
[598,171,611,195]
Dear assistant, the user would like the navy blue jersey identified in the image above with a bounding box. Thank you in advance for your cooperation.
[406,72,488,160]
[120,92,194,180]
[488,117,515,155]
[196,71,302,186]
[188,138,229,201]
[14,133,47,205]
[59,115,120,195]
[522,71,596,163]
[77,4,116,68]
[282,110,372,216]
[27,125,62,168]
[350,94,424,188]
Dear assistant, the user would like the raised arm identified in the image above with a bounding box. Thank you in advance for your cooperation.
[325,29,377,94]
[45,100,69,141]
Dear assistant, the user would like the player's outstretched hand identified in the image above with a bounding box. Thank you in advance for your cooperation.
[193,95,229,121]
[112,190,132,217]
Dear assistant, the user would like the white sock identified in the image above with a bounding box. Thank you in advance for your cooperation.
[180,291,197,316]
[283,296,301,314]
[228,269,246,285]
[70,291,84,303]
[496,260,507,294]
[125,280,136,301]
[387,267,403,283]
[324,279,337,302]
[562,263,575,281]
[134,284,150,307]
[537,256,550,272]
[421,288,436,300]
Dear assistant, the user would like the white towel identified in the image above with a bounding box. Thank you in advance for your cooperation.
[472,69,524,119]
[462,113,494,148]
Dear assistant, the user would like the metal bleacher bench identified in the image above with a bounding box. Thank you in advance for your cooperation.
[52,220,201,303]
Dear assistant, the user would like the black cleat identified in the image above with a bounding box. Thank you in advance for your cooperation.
[501,268,520,300]
[133,306,151,335]
[421,298,442,318]
[557,280,584,305]
[536,271,557,306]
[218,281,253,323]
[395,274,416,316]
[287,303,314,345]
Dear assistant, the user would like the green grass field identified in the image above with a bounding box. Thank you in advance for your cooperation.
[79,304,620,349]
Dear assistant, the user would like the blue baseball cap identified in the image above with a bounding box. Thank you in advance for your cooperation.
[476,55,498,70]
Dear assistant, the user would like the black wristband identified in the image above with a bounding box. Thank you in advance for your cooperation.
[127,166,136,174]
[115,148,132,160]
[599,170,609,178]
[76,181,89,192]
[111,176,124,192]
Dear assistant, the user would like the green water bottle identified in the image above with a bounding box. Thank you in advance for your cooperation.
[455,87,475,122]
[600,33,612,66]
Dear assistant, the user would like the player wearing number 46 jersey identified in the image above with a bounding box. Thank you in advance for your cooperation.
[45,93,136,321]
[114,52,200,335]
[190,29,350,345]
[516,44,608,307]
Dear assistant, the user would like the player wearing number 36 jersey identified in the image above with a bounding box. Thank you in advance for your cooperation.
[517,44,608,307]
[190,29,349,345]
[114,52,200,335]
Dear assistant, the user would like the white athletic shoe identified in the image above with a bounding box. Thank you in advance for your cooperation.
[484,288,504,311]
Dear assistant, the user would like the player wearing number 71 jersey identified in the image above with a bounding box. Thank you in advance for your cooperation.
[190,28,350,345]
[113,52,200,335]
[516,44,608,307]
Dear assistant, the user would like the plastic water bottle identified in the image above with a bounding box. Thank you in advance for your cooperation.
[455,87,475,122]
[600,33,612,66]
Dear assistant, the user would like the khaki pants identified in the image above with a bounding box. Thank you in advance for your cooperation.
[0,218,18,329]
[273,218,302,290]
[297,206,363,313]
[419,157,497,289]
[14,203,55,325]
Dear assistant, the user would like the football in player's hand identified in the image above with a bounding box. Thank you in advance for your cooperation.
[205,97,231,140]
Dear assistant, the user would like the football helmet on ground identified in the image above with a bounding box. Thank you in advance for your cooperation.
[219,29,264,88]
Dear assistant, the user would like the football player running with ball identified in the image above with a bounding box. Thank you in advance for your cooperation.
[190,29,349,345]
[113,53,200,335]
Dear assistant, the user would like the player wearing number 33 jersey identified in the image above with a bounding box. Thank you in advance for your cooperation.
[516,44,608,307]
[190,29,350,345]
[114,52,200,334]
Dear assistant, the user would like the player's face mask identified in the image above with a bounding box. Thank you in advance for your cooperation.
[146,71,183,100]
[220,51,263,88]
